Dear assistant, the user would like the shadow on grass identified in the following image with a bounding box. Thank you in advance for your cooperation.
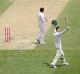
[42,62,63,68]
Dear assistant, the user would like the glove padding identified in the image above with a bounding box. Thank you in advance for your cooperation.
[51,20,57,27]
[66,27,70,31]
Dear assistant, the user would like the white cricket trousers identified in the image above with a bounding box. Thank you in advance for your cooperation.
[37,24,45,43]
[51,46,67,65]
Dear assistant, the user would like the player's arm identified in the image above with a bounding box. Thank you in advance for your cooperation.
[40,14,46,22]
[60,27,70,35]
[51,20,57,32]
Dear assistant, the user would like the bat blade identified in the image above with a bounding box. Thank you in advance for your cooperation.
[65,16,69,27]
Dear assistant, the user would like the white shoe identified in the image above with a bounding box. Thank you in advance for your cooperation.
[40,42,45,44]
[63,62,69,66]
[50,64,57,68]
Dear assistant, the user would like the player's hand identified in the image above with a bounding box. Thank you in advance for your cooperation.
[45,18,48,22]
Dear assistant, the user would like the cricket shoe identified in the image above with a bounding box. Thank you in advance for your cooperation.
[50,64,57,68]
[40,42,45,44]
[63,62,69,66]
[36,39,40,44]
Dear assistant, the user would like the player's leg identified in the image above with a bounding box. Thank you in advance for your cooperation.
[36,32,40,44]
[39,25,45,44]
[60,50,69,65]
[50,48,60,68]
[50,56,59,68]
[36,25,42,44]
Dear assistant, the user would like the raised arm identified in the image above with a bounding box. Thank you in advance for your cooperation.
[59,27,70,35]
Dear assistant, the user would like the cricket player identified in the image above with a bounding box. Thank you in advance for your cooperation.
[36,7,47,44]
[50,22,70,68]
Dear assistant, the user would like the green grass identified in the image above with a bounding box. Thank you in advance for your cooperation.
[0,50,80,74]
[0,0,15,16]
[0,0,80,74]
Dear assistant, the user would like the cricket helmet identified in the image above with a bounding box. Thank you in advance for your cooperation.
[51,20,57,26]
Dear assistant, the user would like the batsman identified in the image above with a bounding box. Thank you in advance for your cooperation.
[50,20,70,68]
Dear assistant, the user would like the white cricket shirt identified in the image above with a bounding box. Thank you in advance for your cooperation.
[38,12,45,25]
[54,29,66,47]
